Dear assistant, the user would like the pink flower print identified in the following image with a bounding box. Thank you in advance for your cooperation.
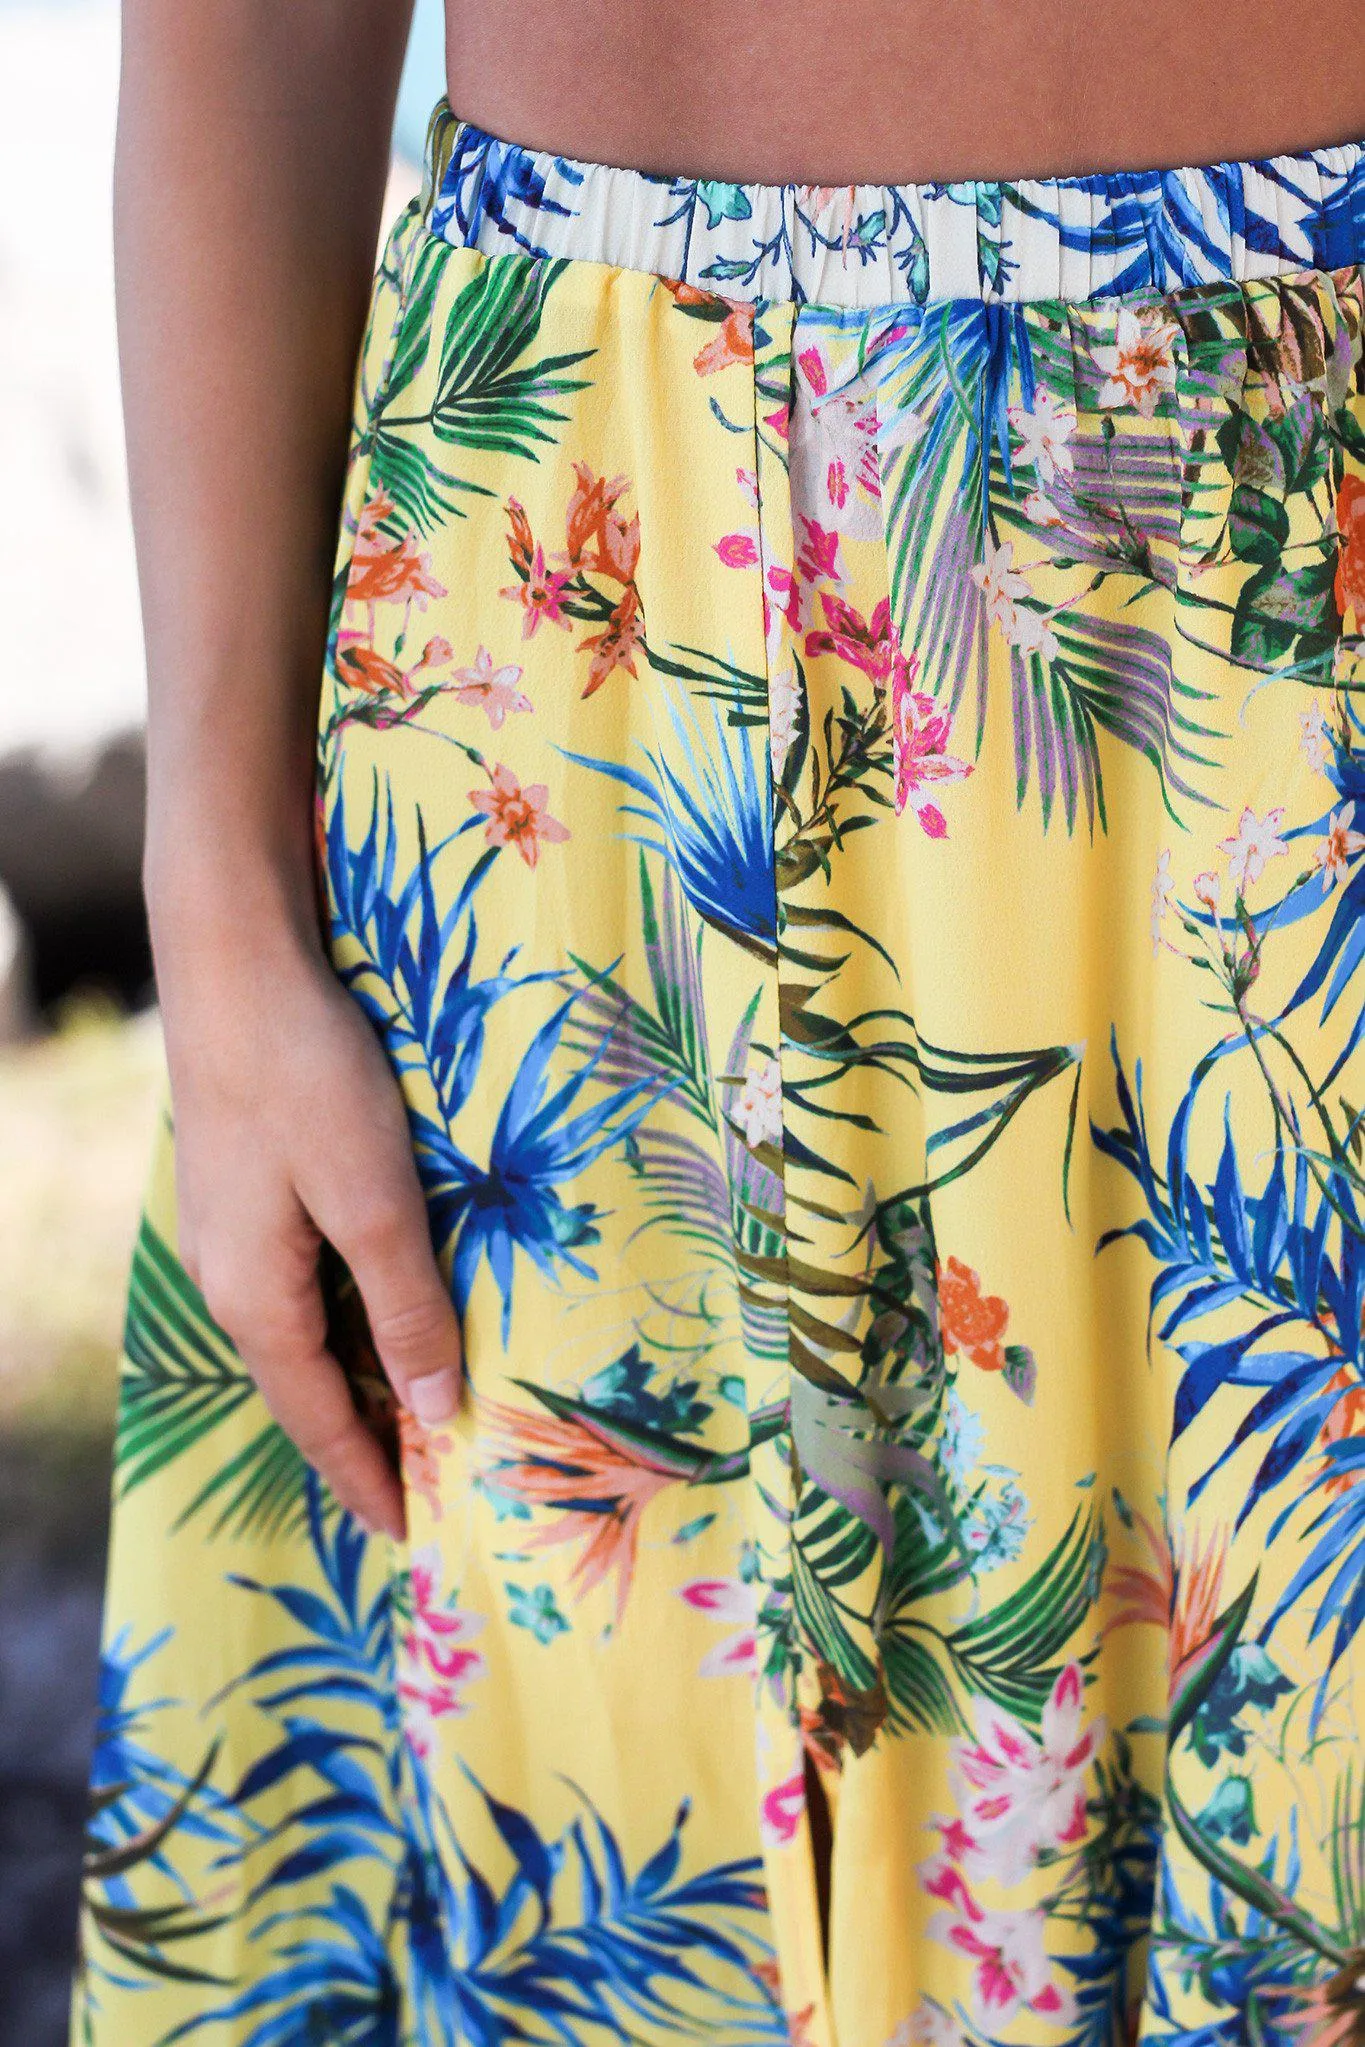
[761,1771,807,1846]
[716,531,760,569]
[1217,805,1289,895]
[398,1544,487,1759]
[921,1859,1078,2030]
[469,763,570,868]
[768,563,803,634]
[891,646,972,834]
[449,646,533,730]
[677,1576,758,1677]
[1094,306,1180,417]
[501,543,573,639]
[797,345,829,396]
[945,1661,1104,1887]
[795,517,842,586]
[1315,802,1365,892]
[806,590,895,685]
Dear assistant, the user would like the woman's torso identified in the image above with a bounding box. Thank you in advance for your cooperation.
[443,0,1364,185]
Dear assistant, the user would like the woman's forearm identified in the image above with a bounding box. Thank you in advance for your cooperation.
[116,0,414,959]
[114,2,467,1544]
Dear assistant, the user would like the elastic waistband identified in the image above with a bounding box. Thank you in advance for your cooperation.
[418,99,1365,308]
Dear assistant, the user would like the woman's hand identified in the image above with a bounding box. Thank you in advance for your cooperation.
[155,901,462,1543]
[116,2,424,1538]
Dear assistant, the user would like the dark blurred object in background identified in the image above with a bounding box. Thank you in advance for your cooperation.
[0,740,151,1017]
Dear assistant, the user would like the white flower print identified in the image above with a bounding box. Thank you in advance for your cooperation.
[736,1050,783,1150]
[962,1470,1032,1572]
[1299,701,1334,774]
[1094,305,1180,417]
[888,1999,969,2046]
[1151,847,1174,953]
[1007,387,1076,485]
[790,342,885,545]
[1194,868,1222,914]
[677,1575,758,1678]
[1315,801,1365,892]
[769,661,802,778]
[1006,603,1059,661]
[970,533,1030,636]
[920,1861,1078,2030]
[1023,489,1063,528]
[943,1660,1105,1886]
[940,1390,986,1489]
[1217,805,1289,895]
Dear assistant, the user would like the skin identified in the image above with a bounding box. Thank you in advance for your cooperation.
[119,2,1364,1543]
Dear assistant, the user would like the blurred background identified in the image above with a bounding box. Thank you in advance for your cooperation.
[0,2,447,2037]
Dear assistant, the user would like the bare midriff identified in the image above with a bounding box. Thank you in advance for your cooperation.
[443,0,1364,186]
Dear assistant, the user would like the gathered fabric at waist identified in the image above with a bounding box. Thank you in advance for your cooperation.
[418,98,1365,308]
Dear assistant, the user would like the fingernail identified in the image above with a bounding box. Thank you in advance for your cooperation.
[407,1368,460,1425]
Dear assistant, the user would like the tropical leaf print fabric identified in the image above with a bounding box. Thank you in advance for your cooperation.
[75,101,1365,2047]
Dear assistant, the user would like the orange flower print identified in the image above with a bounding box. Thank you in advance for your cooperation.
[578,585,643,696]
[751,1962,820,2047]
[337,634,451,699]
[398,1406,453,1524]
[563,462,640,583]
[1317,1365,1365,1499]
[695,302,755,376]
[504,495,536,576]
[334,634,454,727]
[657,279,755,376]
[347,489,447,609]
[468,763,570,867]
[1103,1507,1228,1702]
[1336,473,1365,623]
[477,1396,678,1624]
[938,1254,1010,1372]
[337,643,409,698]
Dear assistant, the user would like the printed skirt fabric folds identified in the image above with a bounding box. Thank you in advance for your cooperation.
[75,102,1365,2047]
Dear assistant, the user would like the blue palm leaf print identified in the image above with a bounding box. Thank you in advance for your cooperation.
[1008,155,1357,293]
[1095,1036,1365,1691]
[561,694,777,960]
[415,986,673,1342]
[435,125,577,250]
[327,772,540,1115]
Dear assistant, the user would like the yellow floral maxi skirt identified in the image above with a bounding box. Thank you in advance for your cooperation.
[75,104,1365,2047]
